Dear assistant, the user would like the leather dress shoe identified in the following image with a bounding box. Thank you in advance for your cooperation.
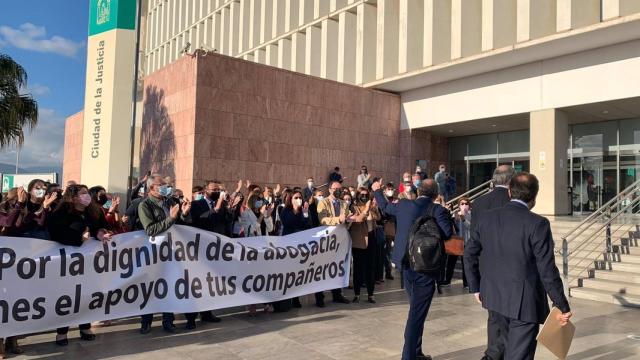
[140,323,151,334]
[201,313,222,323]
[416,353,432,360]
[333,295,351,304]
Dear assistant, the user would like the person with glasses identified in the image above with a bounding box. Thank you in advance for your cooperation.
[315,181,352,307]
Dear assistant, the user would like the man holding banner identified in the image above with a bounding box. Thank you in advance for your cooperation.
[138,177,192,333]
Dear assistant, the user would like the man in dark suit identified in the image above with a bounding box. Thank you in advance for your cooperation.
[187,180,227,326]
[469,165,514,360]
[190,180,232,236]
[373,179,452,360]
[465,173,572,360]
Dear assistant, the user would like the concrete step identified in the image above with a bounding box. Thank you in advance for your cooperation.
[579,278,640,296]
[570,287,640,307]
[607,261,640,273]
[588,269,640,284]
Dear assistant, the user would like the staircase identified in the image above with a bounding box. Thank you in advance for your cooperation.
[557,179,640,307]
[552,218,640,306]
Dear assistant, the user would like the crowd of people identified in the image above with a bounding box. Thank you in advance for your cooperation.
[0,163,568,360]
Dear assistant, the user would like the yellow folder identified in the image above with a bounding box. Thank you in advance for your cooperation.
[536,307,575,360]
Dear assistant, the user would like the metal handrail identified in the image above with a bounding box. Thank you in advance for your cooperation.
[447,180,493,206]
[561,178,640,244]
[563,195,640,287]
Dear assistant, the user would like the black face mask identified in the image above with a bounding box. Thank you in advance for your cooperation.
[358,195,369,203]
[208,191,221,202]
[97,195,108,205]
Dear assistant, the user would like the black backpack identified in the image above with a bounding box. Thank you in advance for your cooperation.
[406,203,446,276]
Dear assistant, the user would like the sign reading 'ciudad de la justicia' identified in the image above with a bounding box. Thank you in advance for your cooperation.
[81,0,136,195]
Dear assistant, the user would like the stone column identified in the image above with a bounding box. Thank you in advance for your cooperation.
[529,109,570,216]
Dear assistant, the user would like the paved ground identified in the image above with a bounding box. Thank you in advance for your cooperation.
[11,274,640,360]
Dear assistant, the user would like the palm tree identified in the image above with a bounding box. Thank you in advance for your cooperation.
[0,53,38,148]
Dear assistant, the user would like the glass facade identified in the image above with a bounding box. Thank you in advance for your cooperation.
[448,129,530,196]
[569,118,640,213]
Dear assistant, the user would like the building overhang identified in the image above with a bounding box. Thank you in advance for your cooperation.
[365,13,640,93]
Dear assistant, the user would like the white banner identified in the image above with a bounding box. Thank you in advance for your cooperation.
[0,225,351,337]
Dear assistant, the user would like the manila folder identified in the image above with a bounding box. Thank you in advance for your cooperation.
[536,307,575,360]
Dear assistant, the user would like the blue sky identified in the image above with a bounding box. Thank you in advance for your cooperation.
[0,0,89,170]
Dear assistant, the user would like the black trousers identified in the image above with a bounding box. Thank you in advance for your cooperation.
[185,311,216,323]
[353,236,376,297]
[488,311,539,360]
[485,310,508,360]
[140,313,174,327]
[57,323,90,335]
[444,255,467,286]
[315,289,343,303]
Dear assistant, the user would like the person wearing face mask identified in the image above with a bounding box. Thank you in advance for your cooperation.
[191,180,232,237]
[357,166,372,189]
[434,164,447,195]
[192,185,204,201]
[0,179,57,239]
[315,181,352,307]
[415,165,427,180]
[47,184,113,346]
[349,188,380,303]
[397,172,412,194]
[302,177,315,201]
[398,180,417,200]
[239,193,274,237]
[307,189,324,227]
[138,178,192,333]
[89,186,126,234]
[380,184,397,281]
[442,197,471,288]
[276,190,312,311]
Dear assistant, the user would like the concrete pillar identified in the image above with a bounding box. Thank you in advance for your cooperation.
[314,0,330,19]
[451,0,482,59]
[376,0,399,80]
[261,0,274,43]
[229,0,241,55]
[321,18,339,80]
[291,31,306,72]
[212,11,221,51]
[399,0,424,74]
[278,37,292,69]
[266,43,278,66]
[219,6,230,55]
[424,0,451,67]
[238,0,251,52]
[530,109,569,216]
[338,11,357,84]
[305,25,321,76]
[249,0,261,48]
[556,0,600,32]
[482,0,516,51]
[299,0,314,26]
[356,3,376,85]
[331,0,348,12]
[286,0,300,32]
[272,0,286,38]
[516,0,556,42]
[254,47,266,63]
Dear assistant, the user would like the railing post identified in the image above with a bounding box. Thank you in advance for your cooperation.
[562,238,569,295]
[606,223,612,253]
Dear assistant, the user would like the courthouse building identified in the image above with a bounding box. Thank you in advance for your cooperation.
[64,0,640,216]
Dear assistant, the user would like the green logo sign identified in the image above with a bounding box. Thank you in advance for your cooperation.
[89,0,136,36]
[2,175,14,193]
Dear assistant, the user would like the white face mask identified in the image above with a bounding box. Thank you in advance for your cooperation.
[315,195,324,201]
[345,200,351,206]
[293,198,303,207]
[385,190,394,197]
[308,182,314,188]
[33,189,45,198]
[350,191,356,198]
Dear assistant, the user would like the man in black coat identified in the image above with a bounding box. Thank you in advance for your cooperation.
[186,180,227,325]
[373,178,452,360]
[465,173,572,360]
[190,180,232,236]
[469,165,514,360]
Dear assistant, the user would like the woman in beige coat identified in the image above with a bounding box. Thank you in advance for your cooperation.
[348,187,381,303]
